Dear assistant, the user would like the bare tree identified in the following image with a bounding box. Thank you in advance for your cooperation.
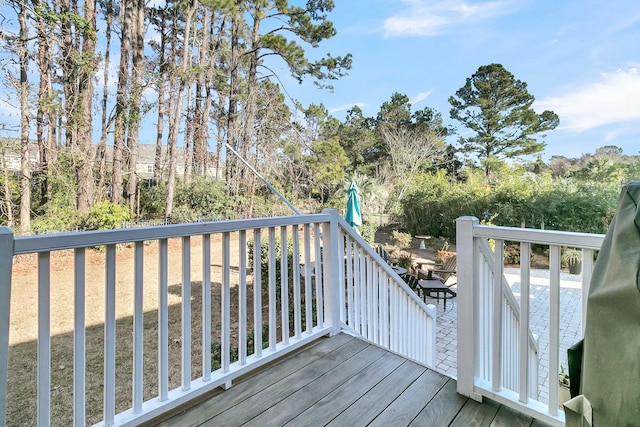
[379,125,446,201]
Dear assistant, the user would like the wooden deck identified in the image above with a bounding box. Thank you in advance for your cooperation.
[151,333,552,427]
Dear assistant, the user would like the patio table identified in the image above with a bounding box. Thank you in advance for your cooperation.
[391,266,407,276]
[418,279,456,310]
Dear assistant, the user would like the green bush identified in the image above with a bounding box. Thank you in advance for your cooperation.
[78,201,130,231]
[401,169,619,240]
[247,235,295,291]
[391,230,412,249]
[138,184,167,219]
[169,205,198,224]
[359,222,378,245]
[211,325,269,370]
[31,204,78,234]
[175,178,233,218]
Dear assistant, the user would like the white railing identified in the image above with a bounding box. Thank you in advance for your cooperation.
[0,209,436,427]
[336,218,437,367]
[476,239,540,400]
[456,216,604,426]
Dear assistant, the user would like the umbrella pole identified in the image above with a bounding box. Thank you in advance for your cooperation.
[225,143,301,216]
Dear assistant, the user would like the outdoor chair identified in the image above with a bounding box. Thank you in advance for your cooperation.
[417,255,457,287]
[402,274,422,299]
[375,245,397,265]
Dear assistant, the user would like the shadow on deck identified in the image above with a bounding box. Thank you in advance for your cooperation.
[148,333,552,427]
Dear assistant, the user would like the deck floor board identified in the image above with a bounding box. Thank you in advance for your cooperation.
[152,333,542,427]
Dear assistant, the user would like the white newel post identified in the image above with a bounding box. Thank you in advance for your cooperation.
[321,209,341,335]
[0,227,14,427]
[456,217,482,401]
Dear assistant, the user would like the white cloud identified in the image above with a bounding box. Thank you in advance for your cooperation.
[410,90,433,105]
[329,102,367,114]
[383,0,519,37]
[535,68,640,132]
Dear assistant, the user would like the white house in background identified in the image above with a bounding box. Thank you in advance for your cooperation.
[0,138,40,171]
[0,138,220,180]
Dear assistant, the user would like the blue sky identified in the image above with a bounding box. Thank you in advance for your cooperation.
[1,0,638,163]
[280,0,640,160]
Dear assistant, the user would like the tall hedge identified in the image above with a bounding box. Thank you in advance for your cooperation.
[401,170,619,240]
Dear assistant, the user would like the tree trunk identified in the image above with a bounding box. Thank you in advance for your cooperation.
[18,1,31,232]
[183,87,193,182]
[240,10,261,218]
[225,13,242,198]
[111,0,131,204]
[215,94,225,180]
[33,0,54,207]
[75,0,97,212]
[127,0,145,214]
[154,14,168,184]
[165,0,199,219]
[96,0,114,202]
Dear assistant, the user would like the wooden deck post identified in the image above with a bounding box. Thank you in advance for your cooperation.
[456,217,483,402]
[0,226,14,427]
[321,209,341,336]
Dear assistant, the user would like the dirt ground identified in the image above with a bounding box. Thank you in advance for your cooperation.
[5,230,447,426]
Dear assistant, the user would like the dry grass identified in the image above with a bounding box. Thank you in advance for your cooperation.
[6,235,271,426]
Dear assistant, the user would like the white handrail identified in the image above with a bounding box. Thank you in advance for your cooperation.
[335,215,437,367]
[0,209,437,426]
[456,216,605,426]
[477,239,539,398]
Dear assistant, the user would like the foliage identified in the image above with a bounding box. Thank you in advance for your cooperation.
[401,168,619,240]
[561,247,582,268]
[359,222,378,245]
[395,251,413,270]
[338,106,377,173]
[31,204,77,234]
[503,244,521,265]
[211,325,270,371]
[247,235,295,291]
[138,184,167,219]
[559,365,570,387]
[77,201,130,230]
[174,178,232,218]
[391,230,412,249]
[169,205,198,224]
[307,138,350,203]
[449,63,559,176]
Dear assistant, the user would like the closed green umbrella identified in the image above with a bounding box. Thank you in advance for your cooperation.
[345,181,362,234]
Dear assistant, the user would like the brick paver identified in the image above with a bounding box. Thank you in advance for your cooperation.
[428,268,583,404]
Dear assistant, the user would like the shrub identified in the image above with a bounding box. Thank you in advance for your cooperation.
[247,235,295,291]
[175,178,233,218]
[359,222,378,245]
[138,184,166,219]
[78,201,130,231]
[211,325,269,370]
[401,169,619,240]
[391,230,412,249]
[31,203,78,234]
[395,251,413,270]
[169,205,198,224]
